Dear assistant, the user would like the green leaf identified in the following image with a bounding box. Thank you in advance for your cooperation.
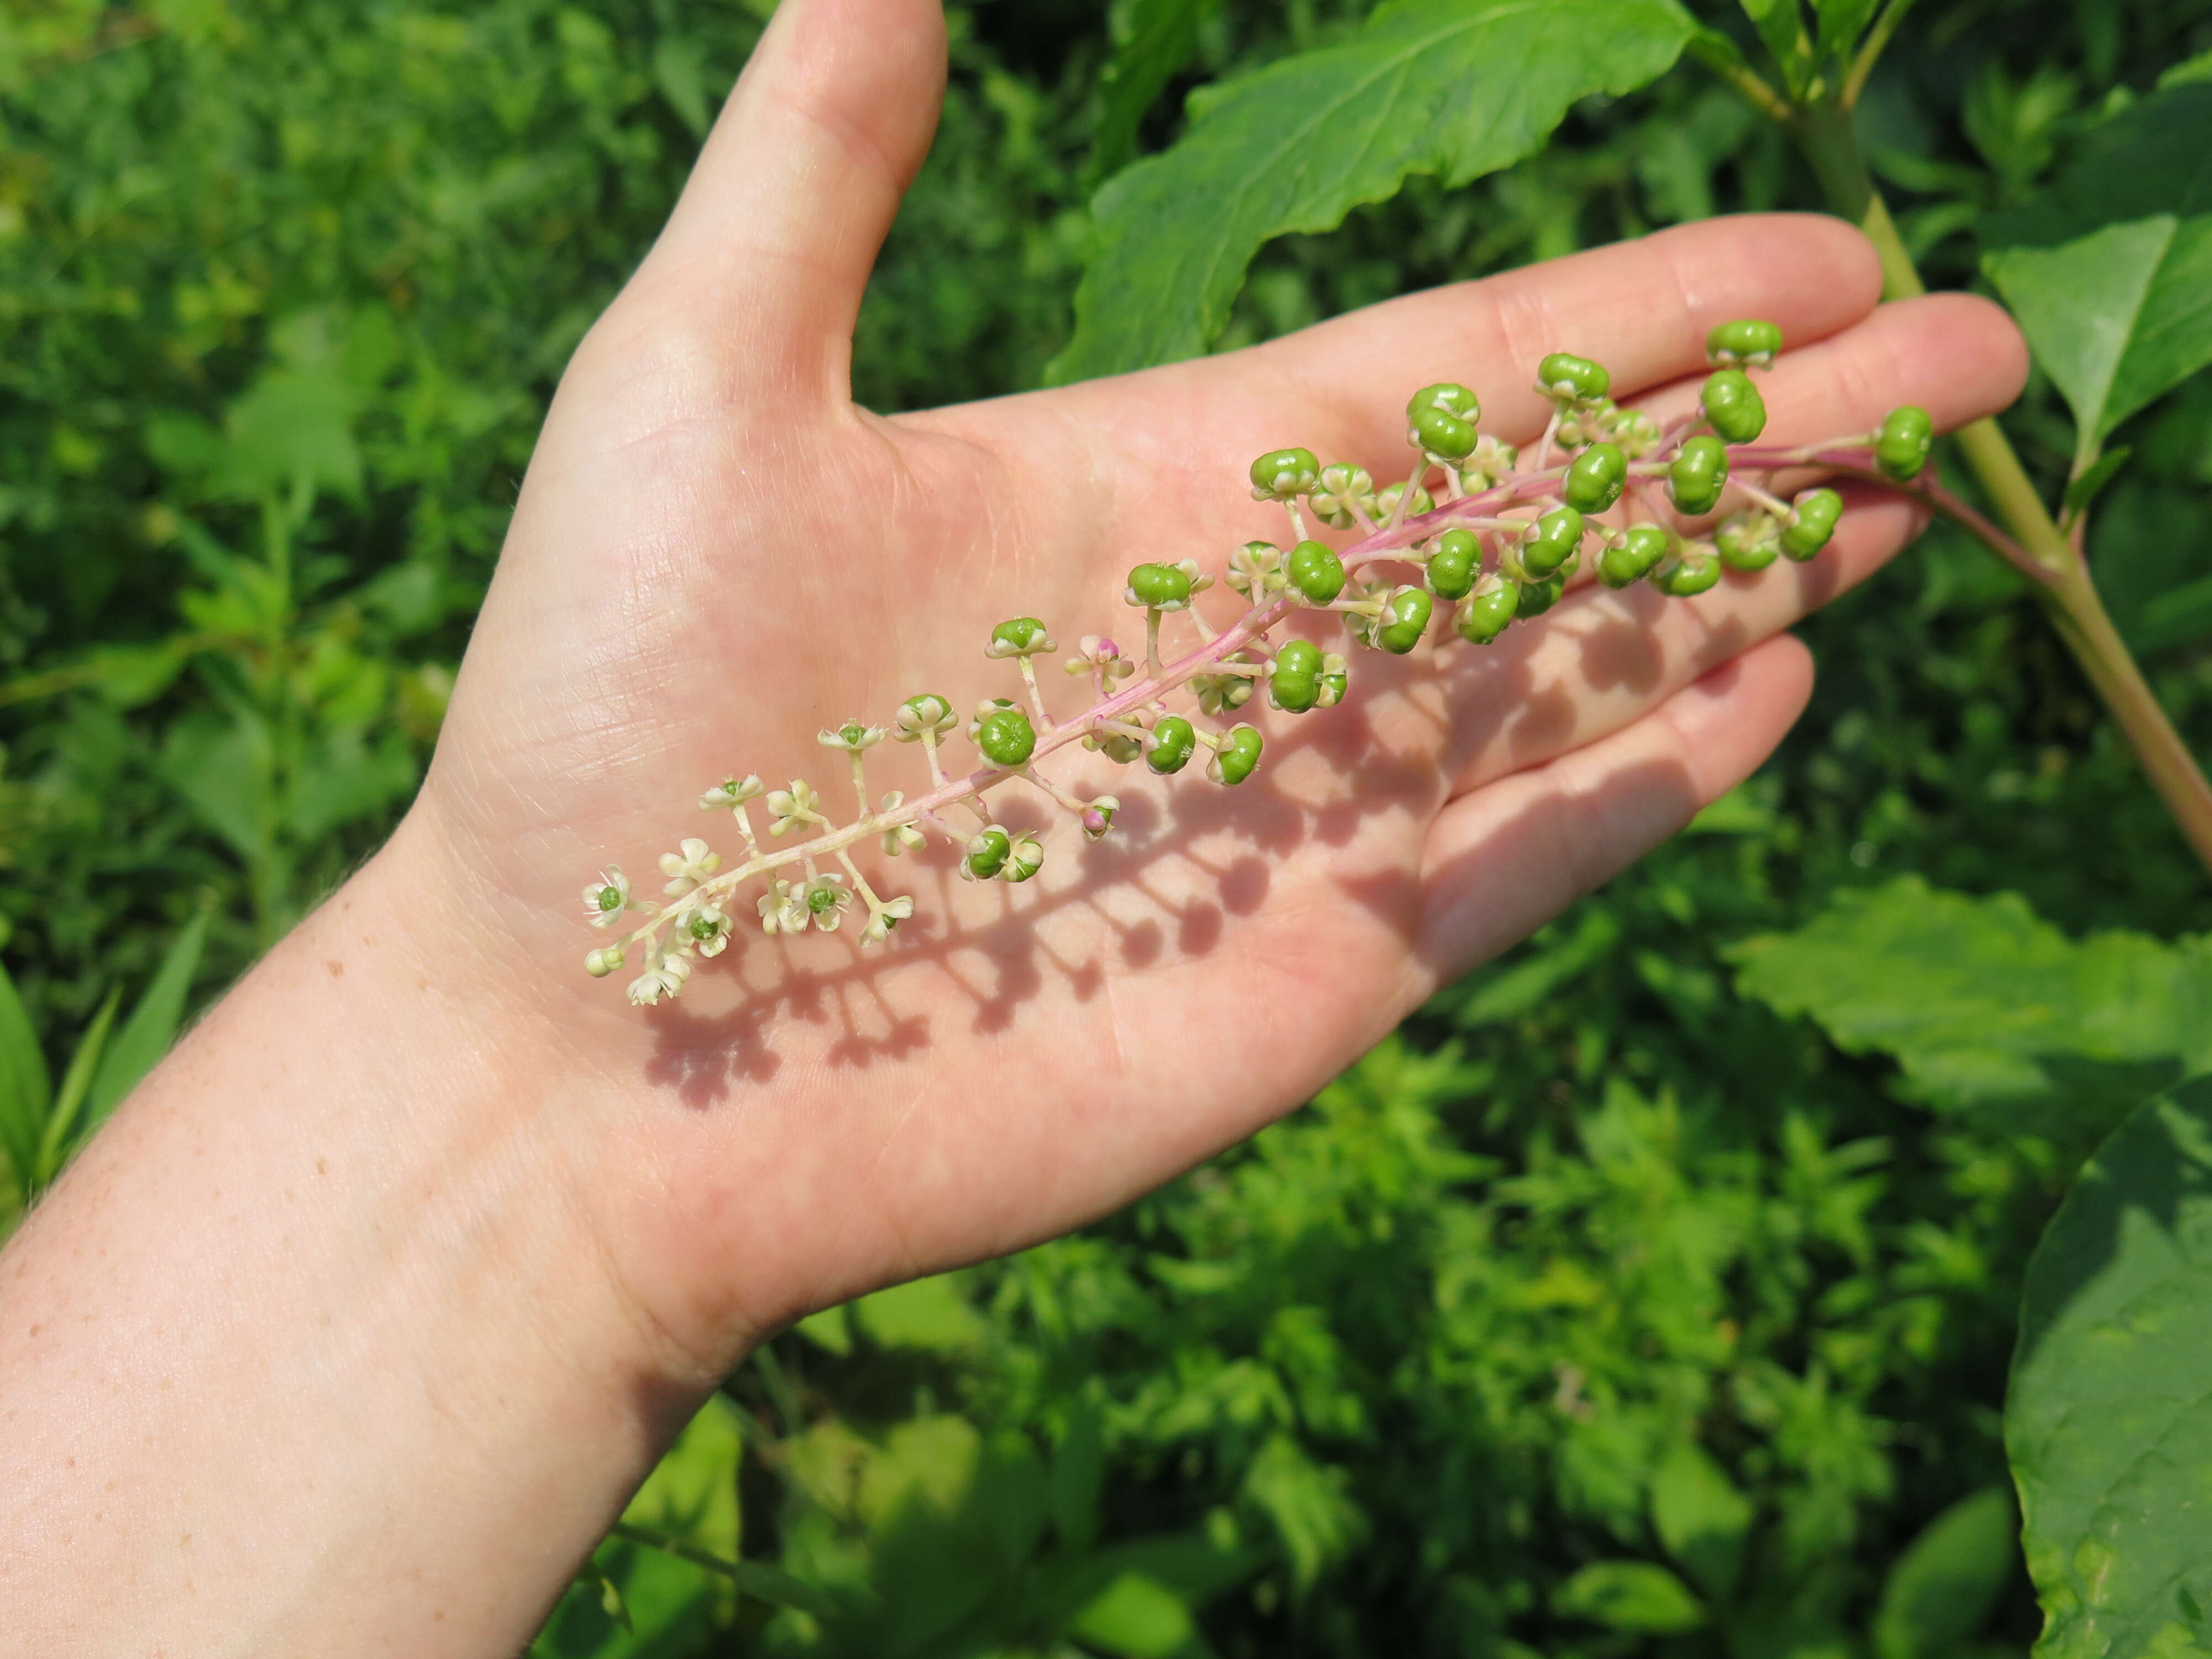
[2010,1077,2212,1659]
[1651,1443,1753,1603]
[0,956,52,1198]
[1050,0,1697,381]
[1730,877,2206,1114]
[159,710,274,865]
[34,987,120,1187]
[853,1272,989,1353]
[1984,217,2210,457]
[2064,446,2133,518]
[1069,1572,1197,1659]
[1553,1559,1708,1634]
[1091,0,1224,182]
[85,909,210,1131]
[1983,78,2212,449]
[1815,0,1881,51]
[1737,0,1810,89]
[1872,1486,2016,1659]
[1445,906,1621,1025]
[1048,1403,1107,1552]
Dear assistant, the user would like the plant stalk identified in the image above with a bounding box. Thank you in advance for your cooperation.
[1790,102,2212,877]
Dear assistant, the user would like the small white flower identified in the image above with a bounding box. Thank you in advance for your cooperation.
[817,720,886,751]
[893,694,958,740]
[627,951,691,1006]
[681,900,733,958]
[861,894,915,945]
[1461,434,1519,490]
[1228,542,1286,597]
[878,792,926,856]
[765,780,821,836]
[1065,635,1137,680]
[699,774,765,811]
[799,872,852,931]
[659,837,721,897]
[582,866,633,928]
[757,880,809,935]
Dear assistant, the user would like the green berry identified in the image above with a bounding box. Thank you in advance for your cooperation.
[1538,352,1610,403]
[1875,405,1933,481]
[965,826,1011,880]
[1125,561,1193,609]
[1287,539,1345,604]
[1598,524,1671,588]
[1563,442,1627,513]
[1455,578,1520,643]
[1716,512,1780,571]
[1667,434,1729,516]
[987,617,1053,658]
[1270,639,1323,712]
[1409,383,1481,461]
[1652,546,1722,597]
[1317,655,1349,707]
[1249,446,1320,502]
[1408,381,1479,422]
[1705,318,1782,367]
[1781,487,1844,561]
[1516,572,1567,616]
[974,705,1036,768]
[1209,723,1263,786]
[1425,529,1481,600]
[1411,404,1477,460]
[1376,586,1433,655]
[1147,714,1197,774]
[1519,505,1585,577]
[1701,369,1766,444]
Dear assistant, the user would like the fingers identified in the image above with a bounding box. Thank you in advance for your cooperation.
[1423,290,2025,795]
[1108,215,1885,472]
[1413,633,1814,992]
[1630,288,2030,443]
[622,0,947,399]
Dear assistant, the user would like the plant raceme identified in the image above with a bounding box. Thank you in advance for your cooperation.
[580,322,1937,1008]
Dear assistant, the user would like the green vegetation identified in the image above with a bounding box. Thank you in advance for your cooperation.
[9,0,2212,1653]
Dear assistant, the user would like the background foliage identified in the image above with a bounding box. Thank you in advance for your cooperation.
[8,0,2212,1653]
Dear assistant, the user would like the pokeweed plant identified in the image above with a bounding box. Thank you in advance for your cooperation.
[1039,1,2212,1653]
[578,322,1945,1005]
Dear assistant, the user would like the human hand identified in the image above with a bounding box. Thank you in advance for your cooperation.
[410,0,2028,1378]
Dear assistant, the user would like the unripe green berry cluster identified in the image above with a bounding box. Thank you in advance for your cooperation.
[579,319,1936,1009]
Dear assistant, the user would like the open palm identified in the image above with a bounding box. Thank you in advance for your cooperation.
[416,0,2026,1371]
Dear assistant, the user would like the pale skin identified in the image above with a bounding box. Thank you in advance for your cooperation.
[0,0,2028,1650]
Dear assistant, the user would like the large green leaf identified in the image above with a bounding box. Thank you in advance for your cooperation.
[1730,878,2212,1114]
[2010,1077,2212,1659]
[1091,0,1224,182]
[1050,0,1697,381]
[1982,76,2212,451]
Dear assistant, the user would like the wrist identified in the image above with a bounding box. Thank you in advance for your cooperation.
[0,810,721,1655]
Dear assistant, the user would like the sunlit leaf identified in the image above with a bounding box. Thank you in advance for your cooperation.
[1051,0,1696,380]
[2011,1078,2212,1659]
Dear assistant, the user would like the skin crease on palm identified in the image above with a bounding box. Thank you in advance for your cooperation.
[0,0,2030,1650]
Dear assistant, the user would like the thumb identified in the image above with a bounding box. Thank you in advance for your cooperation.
[630,0,946,402]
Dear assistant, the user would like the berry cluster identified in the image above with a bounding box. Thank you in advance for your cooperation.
[580,322,1933,1006]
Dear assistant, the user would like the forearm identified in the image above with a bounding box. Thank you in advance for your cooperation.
[0,812,697,1656]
